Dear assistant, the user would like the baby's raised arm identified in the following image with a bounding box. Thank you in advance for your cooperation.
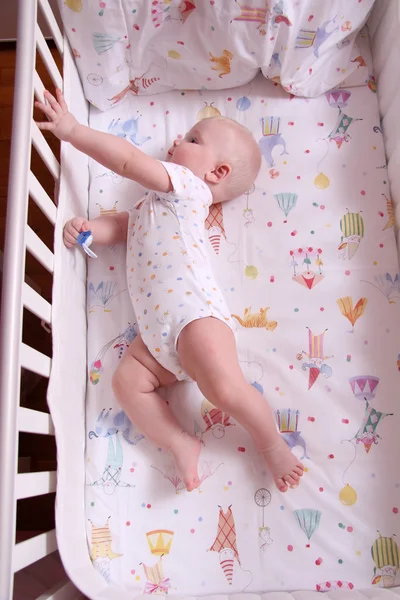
[63,212,129,248]
[35,89,172,194]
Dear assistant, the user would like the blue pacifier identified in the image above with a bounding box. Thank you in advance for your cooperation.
[77,230,98,259]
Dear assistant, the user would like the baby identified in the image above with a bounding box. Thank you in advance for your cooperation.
[36,89,304,492]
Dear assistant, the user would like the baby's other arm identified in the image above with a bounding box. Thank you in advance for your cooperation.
[35,89,172,194]
[63,212,128,248]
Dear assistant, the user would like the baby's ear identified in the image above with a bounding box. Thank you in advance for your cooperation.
[205,163,231,185]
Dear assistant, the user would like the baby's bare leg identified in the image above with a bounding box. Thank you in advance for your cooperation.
[111,336,201,491]
[177,318,304,492]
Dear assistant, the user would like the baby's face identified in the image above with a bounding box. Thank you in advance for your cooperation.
[166,119,227,179]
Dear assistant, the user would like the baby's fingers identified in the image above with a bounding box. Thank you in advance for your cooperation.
[64,230,77,247]
[56,88,68,111]
[43,89,62,113]
[34,100,57,121]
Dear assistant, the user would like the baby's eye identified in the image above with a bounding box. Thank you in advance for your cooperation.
[190,138,197,144]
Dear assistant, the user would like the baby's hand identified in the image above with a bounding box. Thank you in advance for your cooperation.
[63,217,90,248]
[35,88,78,142]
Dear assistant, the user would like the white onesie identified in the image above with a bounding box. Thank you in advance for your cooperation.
[126,161,235,381]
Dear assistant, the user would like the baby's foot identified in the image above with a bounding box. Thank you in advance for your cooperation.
[261,439,304,492]
[170,432,202,491]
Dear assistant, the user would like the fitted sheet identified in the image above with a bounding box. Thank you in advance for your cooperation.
[84,72,400,595]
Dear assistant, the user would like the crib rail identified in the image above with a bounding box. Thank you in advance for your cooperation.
[0,1,79,598]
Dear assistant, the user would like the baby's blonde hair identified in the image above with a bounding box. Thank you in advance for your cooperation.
[206,116,262,201]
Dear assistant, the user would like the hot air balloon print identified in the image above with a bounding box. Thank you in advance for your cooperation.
[274,192,298,218]
[325,89,351,109]
[290,246,324,290]
[372,532,400,587]
[337,297,368,333]
[328,108,362,149]
[349,375,379,402]
[362,272,400,304]
[338,210,364,259]
[92,32,122,55]
[89,323,137,384]
[146,529,174,556]
[297,327,333,390]
[205,202,226,255]
[293,509,321,540]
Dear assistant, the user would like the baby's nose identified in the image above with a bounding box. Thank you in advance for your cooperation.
[173,139,180,147]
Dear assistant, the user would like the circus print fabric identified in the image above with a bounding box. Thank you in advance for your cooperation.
[84,72,400,595]
[58,0,374,110]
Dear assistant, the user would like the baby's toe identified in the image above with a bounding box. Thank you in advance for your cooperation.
[284,474,299,487]
[276,477,288,493]
[294,466,304,476]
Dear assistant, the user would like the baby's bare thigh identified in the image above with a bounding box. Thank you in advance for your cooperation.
[126,335,177,388]
[177,317,243,383]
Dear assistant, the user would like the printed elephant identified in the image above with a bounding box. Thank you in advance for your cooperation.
[281,431,310,460]
[259,133,288,168]
[88,407,144,445]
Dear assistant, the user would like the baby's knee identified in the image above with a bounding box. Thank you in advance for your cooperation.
[111,367,126,400]
[111,357,156,400]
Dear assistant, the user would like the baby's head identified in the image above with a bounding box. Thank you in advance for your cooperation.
[167,117,261,203]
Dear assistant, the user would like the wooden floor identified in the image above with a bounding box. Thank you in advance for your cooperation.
[0,40,72,596]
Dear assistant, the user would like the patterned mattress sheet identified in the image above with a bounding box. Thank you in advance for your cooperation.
[84,73,400,595]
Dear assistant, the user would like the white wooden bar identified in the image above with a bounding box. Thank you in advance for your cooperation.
[37,580,81,600]
[36,23,63,90]
[31,122,60,181]
[29,171,57,224]
[20,343,51,378]
[13,529,57,573]
[0,2,38,594]
[23,282,52,323]
[25,226,54,273]
[18,407,54,436]
[38,0,64,56]
[16,471,56,500]
[34,70,46,104]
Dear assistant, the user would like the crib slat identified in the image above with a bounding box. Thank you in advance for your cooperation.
[20,343,51,378]
[18,407,54,435]
[29,171,57,224]
[38,0,64,56]
[22,282,52,324]
[13,530,57,573]
[31,122,60,181]
[25,226,54,273]
[35,24,63,90]
[34,70,46,104]
[36,580,80,600]
[16,471,56,500]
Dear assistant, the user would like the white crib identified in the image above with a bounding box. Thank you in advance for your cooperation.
[0,0,399,598]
